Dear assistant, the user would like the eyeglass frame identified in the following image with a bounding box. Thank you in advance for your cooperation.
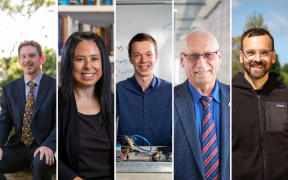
[241,49,274,60]
[181,50,220,61]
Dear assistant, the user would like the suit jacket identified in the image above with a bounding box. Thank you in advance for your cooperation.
[58,90,114,180]
[174,80,230,180]
[0,73,56,151]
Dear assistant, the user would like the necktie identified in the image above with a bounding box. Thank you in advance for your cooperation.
[200,96,220,180]
[21,81,36,147]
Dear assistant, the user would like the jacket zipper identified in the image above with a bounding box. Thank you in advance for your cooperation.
[257,95,267,180]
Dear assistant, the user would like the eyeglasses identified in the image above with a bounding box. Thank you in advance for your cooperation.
[242,49,273,60]
[181,50,219,61]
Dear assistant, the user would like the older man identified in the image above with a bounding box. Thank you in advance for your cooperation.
[174,31,230,180]
[232,28,288,180]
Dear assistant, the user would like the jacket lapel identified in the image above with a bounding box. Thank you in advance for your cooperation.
[175,81,205,178]
[219,83,230,179]
[16,77,26,126]
[32,74,50,121]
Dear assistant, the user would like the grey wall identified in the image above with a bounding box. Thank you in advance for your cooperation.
[175,0,230,85]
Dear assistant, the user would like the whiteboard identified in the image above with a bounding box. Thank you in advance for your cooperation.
[116,4,172,83]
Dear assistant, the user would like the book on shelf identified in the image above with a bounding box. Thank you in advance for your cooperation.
[100,0,112,5]
[59,0,112,5]
[58,15,114,56]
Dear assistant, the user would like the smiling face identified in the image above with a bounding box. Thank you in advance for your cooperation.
[72,40,102,88]
[180,31,221,89]
[18,45,43,79]
[129,40,158,79]
[240,35,275,80]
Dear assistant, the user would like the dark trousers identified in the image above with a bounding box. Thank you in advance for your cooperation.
[0,143,53,180]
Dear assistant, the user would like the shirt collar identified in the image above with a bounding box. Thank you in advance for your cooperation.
[131,74,156,89]
[150,75,156,88]
[24,72,43,86]
[187,80,220,104]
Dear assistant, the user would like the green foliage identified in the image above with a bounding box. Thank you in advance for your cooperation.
[232,59,243,76]
[271,54,281,74]
[282,64,288,73]
[232,37,243,76]
[0,48,56,108]
[0,0,56,18]
[43,48,56,78]
[280,71,288,85]
[280,63,288,85]
[245,13,268,31]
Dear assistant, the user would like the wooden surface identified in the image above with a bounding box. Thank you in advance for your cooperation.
[5,169,56,180]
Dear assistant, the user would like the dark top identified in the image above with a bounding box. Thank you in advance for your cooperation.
[117,75,172,146]
[78,112,113,180]
[232,72,288,180]
[58,91,114,180]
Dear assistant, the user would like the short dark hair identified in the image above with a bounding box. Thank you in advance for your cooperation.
[241,28,274,51]
[128,33,157,57]
[59,32,113,124]
[18,40,43,57]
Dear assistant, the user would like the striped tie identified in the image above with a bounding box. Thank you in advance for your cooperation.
[200,96,220,180]
[21,81,36,147]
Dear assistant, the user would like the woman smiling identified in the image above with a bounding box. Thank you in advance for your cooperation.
[58,32,114,180]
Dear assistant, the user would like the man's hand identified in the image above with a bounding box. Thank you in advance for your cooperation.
[0,148,2,160]
[33,146,54,165]
[73,177,83,180]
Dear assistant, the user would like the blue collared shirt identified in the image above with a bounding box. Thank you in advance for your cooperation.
[24,72,43,102]
[188,80,221,147]
[117,75,172,146]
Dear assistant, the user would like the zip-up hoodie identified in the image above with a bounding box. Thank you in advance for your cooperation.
[232,72,288,180]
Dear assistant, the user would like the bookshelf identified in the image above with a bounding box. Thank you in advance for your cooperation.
[58,5,114,27]
[58,3,114,62]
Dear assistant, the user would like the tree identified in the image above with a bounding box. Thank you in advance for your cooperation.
[245,13,268,31]
[43,48,57,78]
[280,63,288,84]
[232,37,243,76]
[0,0,55,18]
[0,0,56,58]
[271,54,281,75]
[282,63,288,73]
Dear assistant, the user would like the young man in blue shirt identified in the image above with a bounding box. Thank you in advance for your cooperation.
[117,33,172,146]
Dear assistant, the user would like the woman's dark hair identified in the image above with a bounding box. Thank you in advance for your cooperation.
[59,31,113,123]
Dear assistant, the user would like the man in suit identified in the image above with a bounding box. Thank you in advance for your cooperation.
[174,31,230,180]
[0,40,56,180]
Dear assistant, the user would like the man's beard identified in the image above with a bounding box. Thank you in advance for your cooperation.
[243,60,271,80]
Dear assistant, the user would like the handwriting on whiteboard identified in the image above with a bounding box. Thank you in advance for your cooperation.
[116,45,128,52]
[117,68,134,76]
[116,59,130,64]
[162,22,172,32]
